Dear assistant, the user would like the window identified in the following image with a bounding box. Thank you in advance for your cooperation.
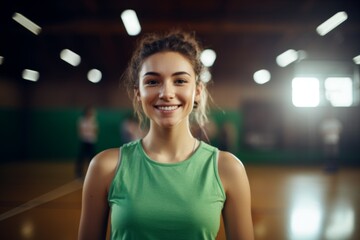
[292,77,320,107]
[325,77,352,107]
[292,76,354,107]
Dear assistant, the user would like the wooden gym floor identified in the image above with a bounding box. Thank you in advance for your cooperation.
[0,161,359,240]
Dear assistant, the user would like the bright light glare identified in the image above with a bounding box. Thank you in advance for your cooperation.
[22,69,39,82]
[253,69,271,84]
[291,205,322,239]
[287,175,324,240]
[60,49,81,66]
[87,69,102,83]
[325,77,353,107]
[292,77,320,107]
[121,10,141,36]
[0,56,3,65]
[297,50,307,61]
[325,206,354,240]
[12,12,42,35]
[276,49,298,67]
[21,220,34,238]
[353,55,360,65]
[200,69,212,83]
[200,49,217,67]
[316,11,348,36]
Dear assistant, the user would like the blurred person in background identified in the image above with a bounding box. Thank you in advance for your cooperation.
[75,106,98,178]
[218,120,237,152]
[320,108,342,172]
[78,31,254,240]
[120,115,144,144]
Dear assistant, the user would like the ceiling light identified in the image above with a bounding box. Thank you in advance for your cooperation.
[87,69,102,83]
[121,10,141,36]
[200,49,217,67]
[60,49,81,66]
[12,12,41,35]
[276,49,298,67]
[22,69,39,82]
[316,11,348,36]
[353,55,360,65]
[0,56,3,65]
[200,69,212,83]
[253,69,271,84]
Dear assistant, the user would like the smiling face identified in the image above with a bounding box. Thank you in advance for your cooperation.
[136,51,201,129]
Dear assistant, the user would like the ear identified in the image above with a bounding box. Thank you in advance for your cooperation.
[195,82,203,103]
[134,88,141,102]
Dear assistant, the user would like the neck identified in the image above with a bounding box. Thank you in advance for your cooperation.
[142,123,198,163]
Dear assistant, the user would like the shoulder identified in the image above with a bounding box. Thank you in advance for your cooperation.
[90,148,119,170]
[217,150,248,192]
[218,150,246,175]
[218,151,254,239]
[86,148,120,192]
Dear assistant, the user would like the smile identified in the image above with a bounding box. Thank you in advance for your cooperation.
[156,105,180,111]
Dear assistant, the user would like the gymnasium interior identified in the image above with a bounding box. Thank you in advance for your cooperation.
[1,1,359,239]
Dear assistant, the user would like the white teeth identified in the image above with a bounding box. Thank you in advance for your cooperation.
[157,106,178,111]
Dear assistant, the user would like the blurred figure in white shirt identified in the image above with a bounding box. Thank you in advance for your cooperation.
[321,109,342,172]
[76,106,98,178]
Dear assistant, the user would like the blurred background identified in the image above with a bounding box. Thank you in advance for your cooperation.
[0,0,359,239]
[1,0,359,164]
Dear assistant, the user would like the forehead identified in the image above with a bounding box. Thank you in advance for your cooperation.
[140,51,195,76]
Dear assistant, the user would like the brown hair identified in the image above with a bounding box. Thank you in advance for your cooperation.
[123,30,212,129]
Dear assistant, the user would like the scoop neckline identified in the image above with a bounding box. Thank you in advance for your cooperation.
[137,139,203,166]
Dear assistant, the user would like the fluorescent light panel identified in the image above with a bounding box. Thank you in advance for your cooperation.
[22,69,39,82]
[276,49,299,67]
[12,12,42,35]
[316,11,348,36]
[121,10,141,36]
[60,49,81,66]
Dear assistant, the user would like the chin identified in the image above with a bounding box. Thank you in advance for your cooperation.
[155,119,185,129]
[158,122,178,129]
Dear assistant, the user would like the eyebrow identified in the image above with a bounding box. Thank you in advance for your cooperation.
[142,71,192,77]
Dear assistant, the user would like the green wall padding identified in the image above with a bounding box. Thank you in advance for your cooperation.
[0,107,134,161]
[1,107,356,165]
[25,108,79,159]
[25,108,133,160]
[0,108,23,161]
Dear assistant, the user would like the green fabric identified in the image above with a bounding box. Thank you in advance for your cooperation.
[108,140,226,240]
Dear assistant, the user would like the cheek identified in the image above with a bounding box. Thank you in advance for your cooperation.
[188,91,196,101]
[139,87,156,103]
[184,87,196,100]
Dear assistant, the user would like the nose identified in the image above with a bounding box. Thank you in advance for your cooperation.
[159,81,175,100]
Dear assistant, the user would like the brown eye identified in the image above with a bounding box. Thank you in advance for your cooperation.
[145,79,159,86]
[175,79,187,85]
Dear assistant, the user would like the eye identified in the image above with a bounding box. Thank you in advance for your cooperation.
[144,79,159,86]
[174,79,188,85]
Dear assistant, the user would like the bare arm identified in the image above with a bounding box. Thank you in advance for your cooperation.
[218,151,254,240]
[78,148,119,240]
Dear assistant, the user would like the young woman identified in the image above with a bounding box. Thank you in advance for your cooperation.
[78,31,254,240]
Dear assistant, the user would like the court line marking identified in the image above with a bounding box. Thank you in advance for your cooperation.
[0,179,83,221]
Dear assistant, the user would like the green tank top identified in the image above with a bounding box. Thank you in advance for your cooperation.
[108,140,226,240]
